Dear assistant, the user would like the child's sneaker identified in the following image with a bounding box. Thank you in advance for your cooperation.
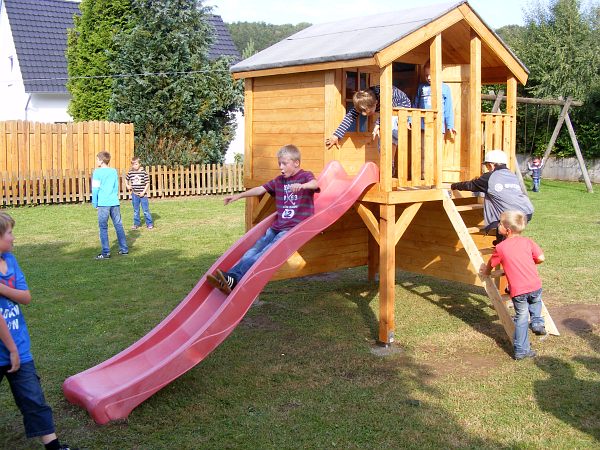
[147,225,154,230]
[514,350,537,360]
[206,269,235,295]
[531,325,547,335]
[118,250,129,255]
[131,225,139,230]
[95,253,110,260]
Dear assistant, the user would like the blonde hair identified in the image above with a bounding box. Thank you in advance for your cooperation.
[0,212,15,237]
[97,151,111,165]
[277,144,301,162]
[500,210,527,234]
[352,89,378,114]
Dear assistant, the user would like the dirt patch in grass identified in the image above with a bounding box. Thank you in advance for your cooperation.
[425,351,503,379]
[550,304,600,334]
[240,314,281,331]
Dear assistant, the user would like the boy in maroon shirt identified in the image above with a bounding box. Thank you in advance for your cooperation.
[207,145,319,294]
[482,210,546,360]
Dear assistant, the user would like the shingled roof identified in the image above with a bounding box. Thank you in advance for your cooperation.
[231,1,525,76]
[4,0,79,93]
[4,0,240,94]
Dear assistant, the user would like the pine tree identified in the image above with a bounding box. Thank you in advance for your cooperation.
[109,0,242,166]
[66,0,133,120]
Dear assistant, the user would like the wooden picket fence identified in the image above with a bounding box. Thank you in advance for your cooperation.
[0,163,244,206]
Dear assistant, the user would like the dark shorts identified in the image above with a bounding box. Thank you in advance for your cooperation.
[0,360,55,438]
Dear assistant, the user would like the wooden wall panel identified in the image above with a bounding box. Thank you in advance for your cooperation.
[250,72,326,187]
[395,200,492,286]
[272,209,369,280]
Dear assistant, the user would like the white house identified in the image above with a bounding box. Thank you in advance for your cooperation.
[0,0,243,160]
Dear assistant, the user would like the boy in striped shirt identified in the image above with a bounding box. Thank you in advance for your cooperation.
[207,145,319,294]
[125,157,154,230]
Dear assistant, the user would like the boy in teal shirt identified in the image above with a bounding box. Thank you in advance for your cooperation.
[92,151,128,259]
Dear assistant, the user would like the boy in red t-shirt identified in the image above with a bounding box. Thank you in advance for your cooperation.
[207,145,319,295]
[482,210,546,360]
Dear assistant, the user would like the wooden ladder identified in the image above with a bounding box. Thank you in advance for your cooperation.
[442,191,559,342]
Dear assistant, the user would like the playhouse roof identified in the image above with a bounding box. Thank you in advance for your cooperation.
[231,1,527,83]
[4,0,240,94]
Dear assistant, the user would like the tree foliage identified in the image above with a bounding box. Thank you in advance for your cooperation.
[66,0,133,120]
[108,0,243,166]
[227,21,311,56]
[497,0,600,158]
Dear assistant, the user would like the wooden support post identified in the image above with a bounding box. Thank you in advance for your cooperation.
[491,90,504,113]
[368,232,379,282]
[430,34,443,187]
[469,32,482,179]
[506,77,527,193]
[564,113,594,193]
[378,204,396,345]
[540,97,573,171]
[243,79,254,187]
[379,64,393,191]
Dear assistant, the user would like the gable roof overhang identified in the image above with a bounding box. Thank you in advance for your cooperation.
[231,1,528,85]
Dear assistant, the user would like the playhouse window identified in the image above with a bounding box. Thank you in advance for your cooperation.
[344,70,371,132]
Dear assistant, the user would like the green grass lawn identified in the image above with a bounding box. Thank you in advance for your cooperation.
[1,179,599,449]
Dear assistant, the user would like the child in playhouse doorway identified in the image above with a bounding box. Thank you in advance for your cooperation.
[125,157,154,230]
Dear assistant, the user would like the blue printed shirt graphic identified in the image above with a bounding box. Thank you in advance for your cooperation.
[92,167,120,207]
[0,252,32,366]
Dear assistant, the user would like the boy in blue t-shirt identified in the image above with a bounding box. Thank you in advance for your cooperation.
[0,212,75,449]
[92,151,128,259]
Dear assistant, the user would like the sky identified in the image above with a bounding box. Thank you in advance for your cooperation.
[204,0,532,29]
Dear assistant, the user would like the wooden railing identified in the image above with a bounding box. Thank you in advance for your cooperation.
[481,113,513,152]
[394,108,439,187]
[0,163,244,206]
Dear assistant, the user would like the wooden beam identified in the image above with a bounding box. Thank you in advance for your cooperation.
[540,97,573,169]
[243,78,254,185]
[232,57,377,79]
[430,34,443,187]
[459,4,528,85]
[379,64,393,191]
[251,193,275,224]
[324,70,340,166]
[354,203,380,245]
[378,204,396,345]
[564,113,594,193]
[506,77,527,193]
[375,9,463,68]
[469,31,482,179]
[394,202,422,245]
[481,94,583,107]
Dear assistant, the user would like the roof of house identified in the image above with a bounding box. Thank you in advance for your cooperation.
[230,1,525,77]
[4,0,240,94]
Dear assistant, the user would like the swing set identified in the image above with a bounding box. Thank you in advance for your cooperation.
[482,92,593,193]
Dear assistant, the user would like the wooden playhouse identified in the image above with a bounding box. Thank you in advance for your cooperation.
[230,1,557,345]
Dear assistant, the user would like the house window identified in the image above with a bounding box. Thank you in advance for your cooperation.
[344,70,371,132]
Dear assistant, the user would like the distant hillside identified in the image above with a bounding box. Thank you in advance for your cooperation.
[227,21,311,58]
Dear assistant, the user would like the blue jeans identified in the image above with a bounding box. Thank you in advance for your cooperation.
[512,288,544,357]
[0,361,55,438]
[97,206,128,255]
[532,177,540,192]
[229,227,287,282]
[131,194,153,227]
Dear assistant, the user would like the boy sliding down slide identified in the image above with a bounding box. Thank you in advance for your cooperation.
[207,145,319,295]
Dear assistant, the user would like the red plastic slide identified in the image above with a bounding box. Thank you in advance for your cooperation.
[63,161,379,424]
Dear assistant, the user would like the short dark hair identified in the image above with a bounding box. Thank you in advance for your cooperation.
[97,151,111,164]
